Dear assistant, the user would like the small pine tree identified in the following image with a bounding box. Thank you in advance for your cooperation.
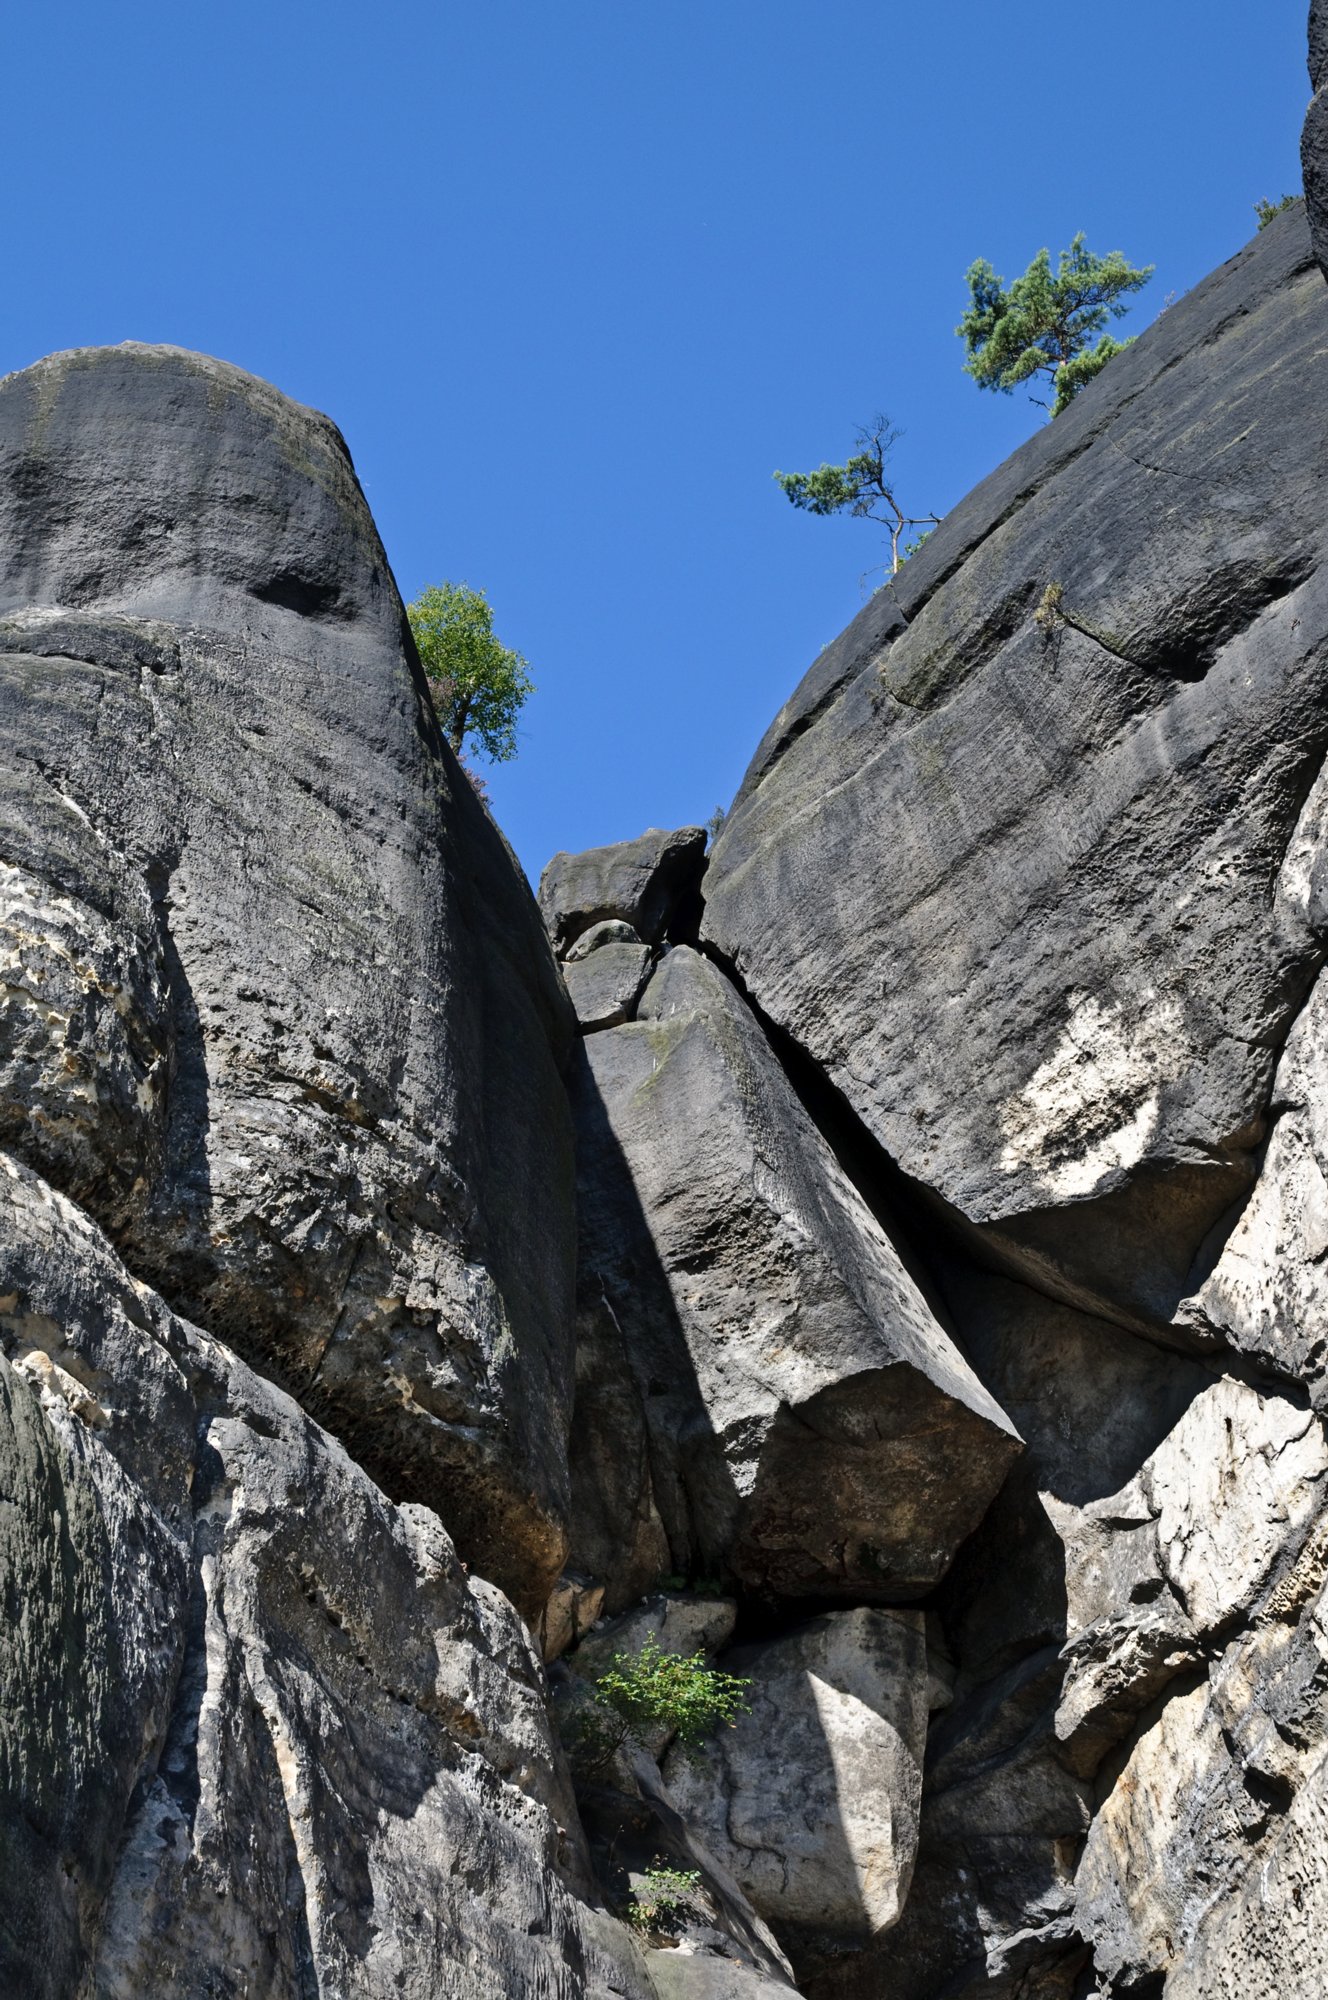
[774,415,940,574]
[958,234,1154,417]
[1254,194,1299,229]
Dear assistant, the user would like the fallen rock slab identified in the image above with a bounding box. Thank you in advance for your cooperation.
[571,946,1021,1603]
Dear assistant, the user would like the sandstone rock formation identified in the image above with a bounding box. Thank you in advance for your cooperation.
[0,1153,650,2000]
[569,945,1021,1605]
[6,33,1328,1993]
[0,344,576,1617]
[702,204,1328,1338]
[540,825,708,958]
[664,1609,929,1964]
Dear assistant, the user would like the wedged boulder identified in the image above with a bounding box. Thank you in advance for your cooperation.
[565,939,655,1031]
[807,1649,1090,2000]
[0,1153,652,2000]
[1054,1379,1328,1772]
[703,208,1328,1334]
[540,824,708,957]
[571,945,1021,1603]
[839,1270,1210,2000]
[0,345,576,1616]
[663,1609,928,1965]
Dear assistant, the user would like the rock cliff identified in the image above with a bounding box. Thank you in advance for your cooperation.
[4,22,1328,1995]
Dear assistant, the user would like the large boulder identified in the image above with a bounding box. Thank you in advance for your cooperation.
[0,1153,651,2000]
[0,345,576,1616]
[540,825,708,957]
[702,209,1328,1335]
[663,1609,929,1966]
[569,945,1021,1604]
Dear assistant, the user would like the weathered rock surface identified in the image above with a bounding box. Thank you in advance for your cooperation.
[564,939,655,1030]
[1305,1,1328,279]
[1054,1380,1328,1771]
[703,207,1328,1334]
[664,1610,928,1967]
[0,344,576,1615]
[0,1153,652,2000]
[540,825,708,957]
[1075,1583,1328,1997]
[1178,955,1328,1407]
[571,945,1021,1602]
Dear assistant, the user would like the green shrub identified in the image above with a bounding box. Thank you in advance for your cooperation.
[571,1635,751,1775]
[596,1635,750,1748]
[626,1863,704,1934]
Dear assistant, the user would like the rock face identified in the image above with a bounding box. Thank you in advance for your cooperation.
[702,206,1328,1335]
[7,33,1328,1990]
[0,1153,650,2000]
[1305,1,1328,278]
[0,344,576,1616]
[569,946,1021,1604]
[1178,956,1328,1406]
[664,1610,929,1966]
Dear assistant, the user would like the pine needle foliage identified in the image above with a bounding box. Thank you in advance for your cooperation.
[1254,194,1299,229]
[406,580,534,764]
[774,415,941,574]
[958,234,1154,417]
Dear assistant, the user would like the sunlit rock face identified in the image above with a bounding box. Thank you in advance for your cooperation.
[7,26,1328,1994]
[0,1155,652,2000]
[703,207,1328,1339]
[0,343,577,1617]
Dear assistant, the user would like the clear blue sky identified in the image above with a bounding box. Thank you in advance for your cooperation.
[2,2,1310,883]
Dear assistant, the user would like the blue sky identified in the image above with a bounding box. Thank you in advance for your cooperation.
[2,1,1310,883]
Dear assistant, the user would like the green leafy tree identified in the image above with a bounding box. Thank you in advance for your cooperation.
[406,581,534,765]
[958,234,1154,417]
[1255,194,1298,229]
[774,415,940,575]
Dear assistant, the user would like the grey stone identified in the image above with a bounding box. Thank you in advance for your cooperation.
[1178,958,1328,1410]
[645,1951,799,1999]
[566,918,644,961]
[565,940,654,1031]
[663,1609,928,1966]
[571,947,1021,1603]
[0,344,576,1618]
[540,826,708,957]
[1305,0,1328,276]
[702,210,1328,1334]
[0,1152,655,2000]
[565,1279,673,1619]
[1053,1380,1328,1772]
[1075,1578,1328,1998]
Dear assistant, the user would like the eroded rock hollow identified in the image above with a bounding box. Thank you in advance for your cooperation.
[5,19,1328,1995]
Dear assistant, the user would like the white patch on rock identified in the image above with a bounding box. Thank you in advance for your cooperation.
[998,989,1185,1200]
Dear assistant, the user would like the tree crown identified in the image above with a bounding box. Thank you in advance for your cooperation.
[406,580,534,764]
[774,416,939,574]
[958,233,1153,416]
